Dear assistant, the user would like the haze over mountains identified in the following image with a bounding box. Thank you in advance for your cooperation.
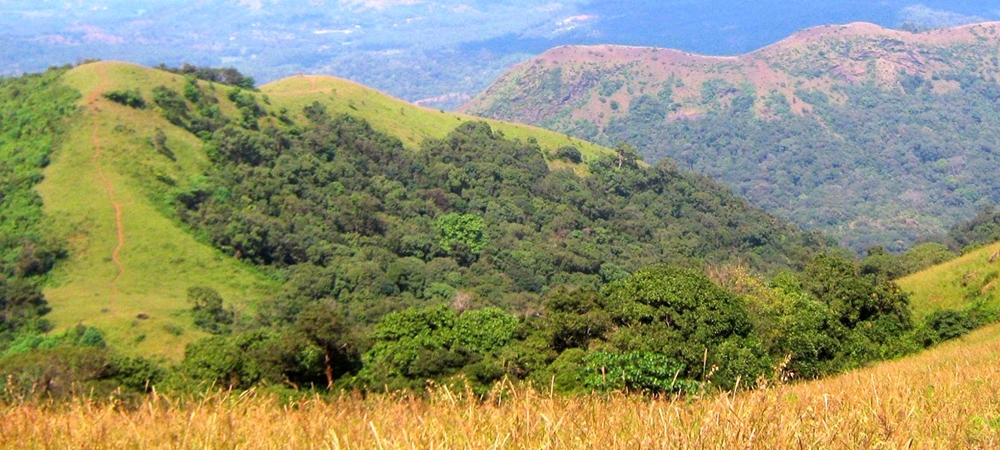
[1,1,997,109]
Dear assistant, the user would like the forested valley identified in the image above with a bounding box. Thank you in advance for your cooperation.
[616,74,1000,252]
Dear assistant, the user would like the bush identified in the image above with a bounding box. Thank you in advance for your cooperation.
[103,89,146,108]
[582,351,698,395]
[554,146,583,163]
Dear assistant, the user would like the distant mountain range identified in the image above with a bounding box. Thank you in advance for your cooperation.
[0,1,997,109]
[461,21,1000,251]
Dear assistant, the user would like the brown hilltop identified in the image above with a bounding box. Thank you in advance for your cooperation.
[461,21,1000,126]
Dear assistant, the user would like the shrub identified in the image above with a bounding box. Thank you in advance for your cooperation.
[554,146,583,163]
[103,89,146,108]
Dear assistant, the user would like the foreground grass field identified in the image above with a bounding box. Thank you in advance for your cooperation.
[5,322,1000,448]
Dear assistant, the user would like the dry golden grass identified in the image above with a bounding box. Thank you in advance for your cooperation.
[6,323,1000,448]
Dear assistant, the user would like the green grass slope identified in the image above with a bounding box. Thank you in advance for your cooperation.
[261,75,614,173]
[37,62,277,359]
[898,241,1000,320]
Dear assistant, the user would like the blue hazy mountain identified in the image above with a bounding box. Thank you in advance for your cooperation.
[0,1,995,108]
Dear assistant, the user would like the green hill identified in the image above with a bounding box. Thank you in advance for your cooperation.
[260,75,610,170]
[461,22,1000,252]
[0,61,826,360]
[37,62,277,359]
[30,62,613,359]
[899,241,1000,319]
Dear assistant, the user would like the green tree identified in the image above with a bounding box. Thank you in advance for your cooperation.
[187,286,233,335]
[582,351,697,395]
[436,213,487,263]
[294,303,361,388]
[603,266,761,387]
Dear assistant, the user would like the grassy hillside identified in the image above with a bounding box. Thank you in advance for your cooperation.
[30,62,632,359]
[261,75,612,172]
[462,21,1000,252]
[5,320,1000,447]
[899,241,1000,319]
[37,62,277,359]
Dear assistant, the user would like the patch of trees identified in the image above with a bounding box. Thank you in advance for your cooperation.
[174,106,829,328]
[946,205,1000,253]
[151,79,230,139]
[155,63,256,90]
[0,68,77,348]
[150,254,977,396]
[102,89,145,108]
[151,104,957,395]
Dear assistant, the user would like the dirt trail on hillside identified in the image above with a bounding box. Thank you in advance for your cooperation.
[87,65,125,310]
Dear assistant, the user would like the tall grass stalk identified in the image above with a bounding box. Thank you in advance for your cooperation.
[5,323,1000,448]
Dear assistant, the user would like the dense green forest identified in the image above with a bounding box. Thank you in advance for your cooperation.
[599,73,1000,252]
[0,68,994,399]
[461,25,1000,253]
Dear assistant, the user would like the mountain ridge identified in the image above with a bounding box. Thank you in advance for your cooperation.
[461,21,1000,251]
[462,21,1000,123]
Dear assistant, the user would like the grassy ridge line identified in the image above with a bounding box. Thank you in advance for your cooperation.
[898,241,1000,318]
[4,323,1000,446]
[261,75,612,171]
[36,62,277,360]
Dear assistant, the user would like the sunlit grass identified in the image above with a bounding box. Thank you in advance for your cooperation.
[898,241,1000,319]
[36,62,277,360]
[262,75,611,171]
[5,323,1000,448]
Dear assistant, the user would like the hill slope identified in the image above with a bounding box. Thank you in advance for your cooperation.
[37,63,278,359]
[898,240,1000,319]
[260,75,610,170]
[16,61,832,359]
[462,21,1000,251]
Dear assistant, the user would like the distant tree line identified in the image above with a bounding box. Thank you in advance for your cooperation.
[155,63,256,90]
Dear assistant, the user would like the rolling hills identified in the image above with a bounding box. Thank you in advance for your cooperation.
[32,61,612,359]
[5,1,996,111]
[12,61,827,362]
[461,21,1000,252]
[1,58,996,399]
